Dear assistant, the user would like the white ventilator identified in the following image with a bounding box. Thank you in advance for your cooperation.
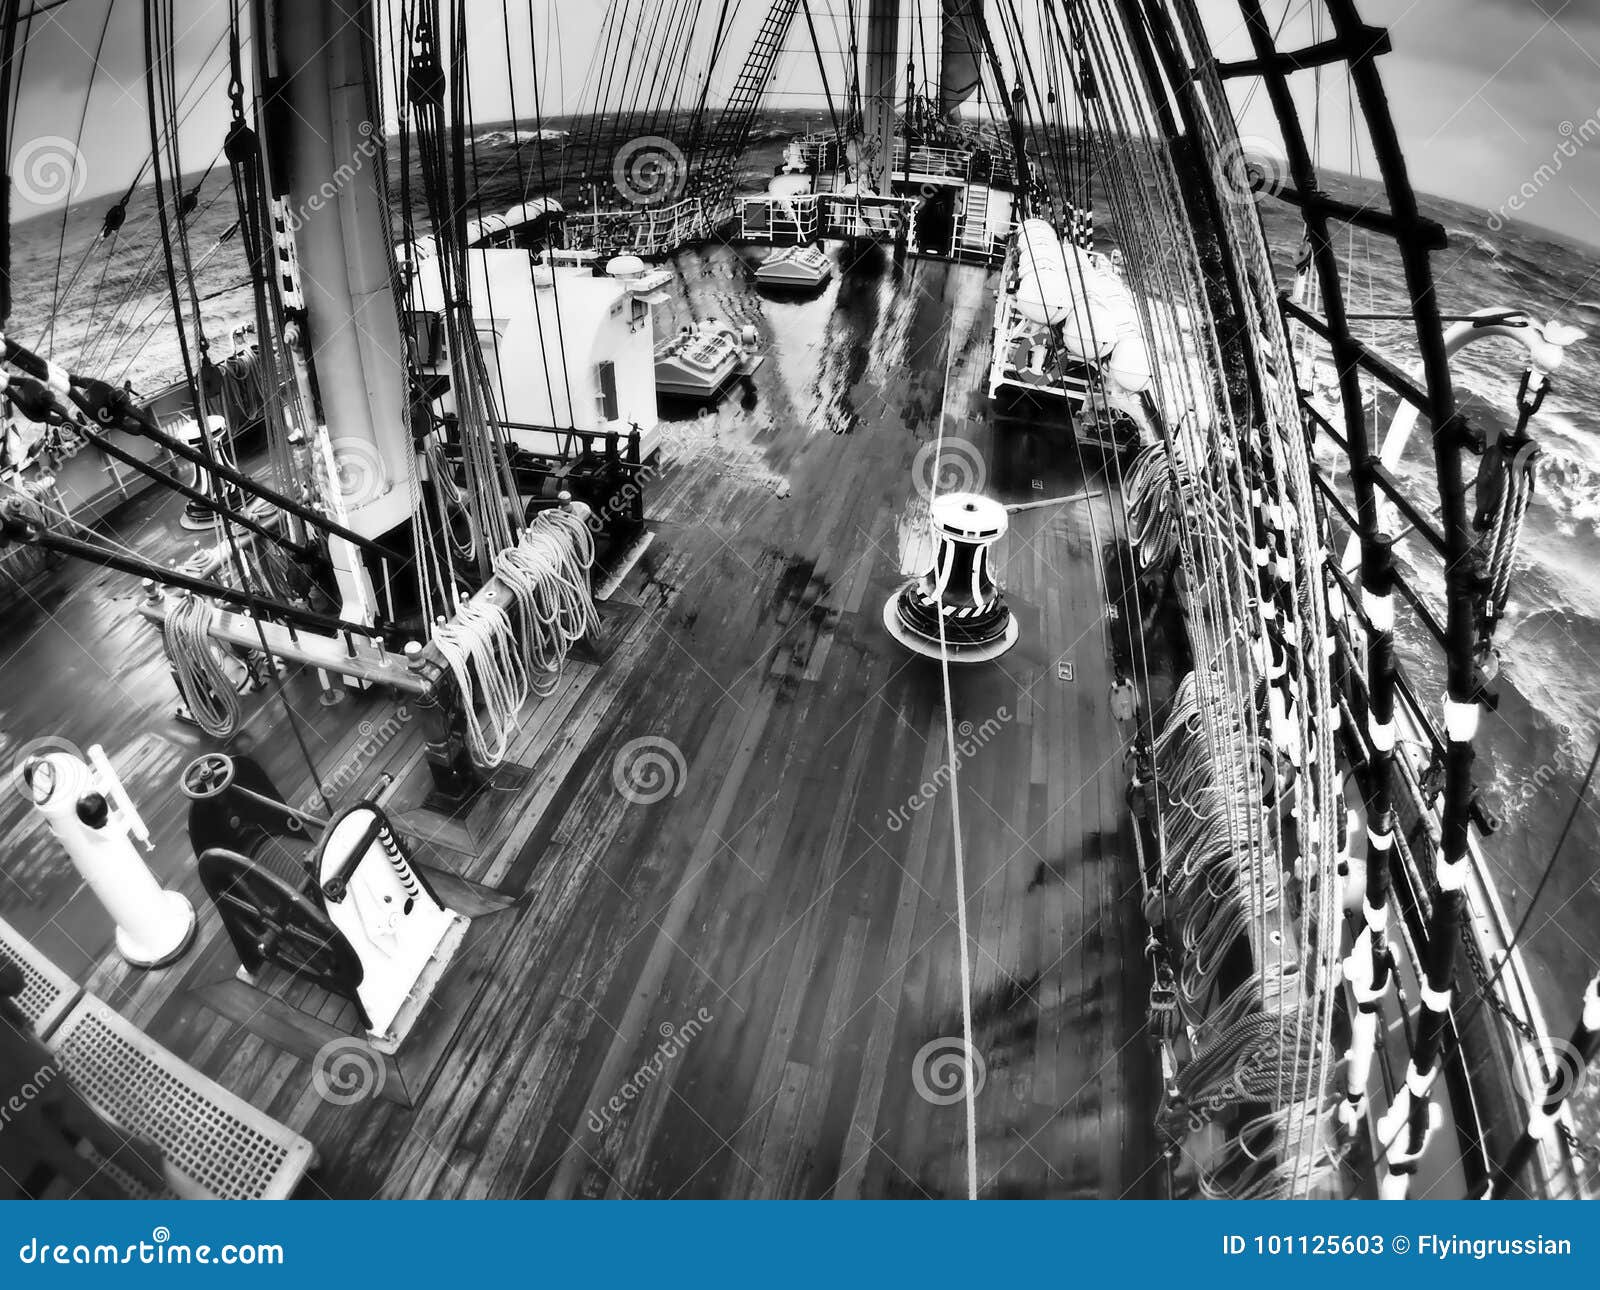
[316,806,467,1051]
[27,746,196,968]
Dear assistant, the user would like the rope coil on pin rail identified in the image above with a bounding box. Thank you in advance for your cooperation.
[433,596,527,771]
[161,592,243,738]
[975,0,1369,1196]
[492,506,600,693]
[1146,661,1337,1190]
[432,504,600,770]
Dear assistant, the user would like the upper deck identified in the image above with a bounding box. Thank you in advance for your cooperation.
[0,244,1155,1198]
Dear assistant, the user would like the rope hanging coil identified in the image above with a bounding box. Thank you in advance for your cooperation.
[160,593,242,738]
[434,510,598,770]
[493,507,599,694]
[434,598,528,771]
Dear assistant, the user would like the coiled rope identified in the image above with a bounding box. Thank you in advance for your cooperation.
[493,507,599,694]
[1196,1098,1340,1200]
[1125,445,1188,570]
[434,597,527,770]
[434,508,598,769]
[161,592,241,737]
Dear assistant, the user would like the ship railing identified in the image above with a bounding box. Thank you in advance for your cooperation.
[793,130,1018,188]
[791,133,843,174]
[739,192,823,243]
[895,141,997,185]
[820,193,918,241]
[564,194,735,258]
[949,207,1015,264]
[739,188,1009,263]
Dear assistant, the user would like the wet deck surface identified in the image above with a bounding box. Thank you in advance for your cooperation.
[0,243,1156,1198]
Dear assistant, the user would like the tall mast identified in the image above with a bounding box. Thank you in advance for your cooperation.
[254,0,417,545]
[860,0,901,192]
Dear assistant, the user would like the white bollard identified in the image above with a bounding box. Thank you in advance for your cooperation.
[25,747,196,968]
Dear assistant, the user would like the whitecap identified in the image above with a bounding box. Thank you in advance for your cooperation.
[1446,225,1500,258]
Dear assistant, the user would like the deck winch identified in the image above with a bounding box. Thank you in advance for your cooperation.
[186,752,474,1052]
[181,750,313,860]
[313,803,468,1051]
[884,491,1019,662]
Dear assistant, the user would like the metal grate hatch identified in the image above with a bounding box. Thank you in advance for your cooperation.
[49,998,316,1200]
[0,913,81,1039]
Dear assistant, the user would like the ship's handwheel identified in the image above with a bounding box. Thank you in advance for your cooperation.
[197,848,365,1010]
[181,752,235,800]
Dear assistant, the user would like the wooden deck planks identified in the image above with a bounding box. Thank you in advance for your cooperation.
[2,245,1156,1199]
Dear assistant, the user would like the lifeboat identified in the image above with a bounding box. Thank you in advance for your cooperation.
[754,245,833,290]
[654,318,764,400]
[1074,239,1152,394]
[995,219,1154,406]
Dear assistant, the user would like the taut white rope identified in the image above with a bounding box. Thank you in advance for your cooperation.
[930,332,981,1202]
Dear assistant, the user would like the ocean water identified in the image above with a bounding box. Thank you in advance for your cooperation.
[7,110,1597,1143]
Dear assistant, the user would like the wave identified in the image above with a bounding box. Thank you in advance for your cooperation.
[1499,606,1600,750]
[473,127,569,149]
[1534,444,1600,535]
[1302,358,1378,413]
[1446,225,1502,258]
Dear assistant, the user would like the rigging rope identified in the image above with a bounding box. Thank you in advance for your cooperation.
[1048,0,1341,1194]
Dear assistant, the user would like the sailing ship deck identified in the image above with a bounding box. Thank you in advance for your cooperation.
[0,245,1158,1198]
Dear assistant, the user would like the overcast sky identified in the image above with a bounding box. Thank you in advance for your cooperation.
[1209,0,1600,245]
[7,0,1600,246]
